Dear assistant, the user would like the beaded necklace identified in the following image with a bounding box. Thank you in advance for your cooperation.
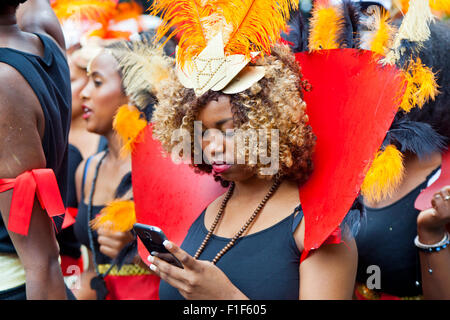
[194,178,282,264]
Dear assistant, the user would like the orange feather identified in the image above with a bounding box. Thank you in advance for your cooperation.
[150,0,211,68]
[399,58,439,112]
[224,0,298,57]
[51,0,117,26]
[308,2,343,51]
[367,7,397,56]
[113,105,148,157]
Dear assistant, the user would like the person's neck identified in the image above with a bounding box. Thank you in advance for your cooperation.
[232,175,278,201]
[403,151,442,174]
[70,114,86,131]
[0,9,19,31]
[104,130,122,161]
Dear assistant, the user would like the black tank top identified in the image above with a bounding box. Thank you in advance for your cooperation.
[0,33,71,253]
[73,156,111,265]
[73,155,133,265]
[159,205,304,300]
[356,167,441,297]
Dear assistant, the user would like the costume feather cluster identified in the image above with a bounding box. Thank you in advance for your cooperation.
[151,0,297,67]
[399,57,439,112]
[107,39,173,110]
[399,0,450,16]
[382,118,446,159]
[51,0,118,26]
[338,0,361,49]
[150,0,211,68]
[308,1,343,50]
[223,0,298,57]
[361,145,405,204]
[383,0,435,66]
[365,6,397,56]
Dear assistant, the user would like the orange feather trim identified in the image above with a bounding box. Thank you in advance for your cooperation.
[150,0,211,69]
[399,57,439,112]
[367,7,397,56]
[113,105,148,157]
[51,0,117,26]
[224,0,298,58]
[91,200,136,232]
[361,145,405,204]
[308,2,343,51]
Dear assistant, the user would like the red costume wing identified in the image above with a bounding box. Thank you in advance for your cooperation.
[132,125,226,263]
[295,49,405,260]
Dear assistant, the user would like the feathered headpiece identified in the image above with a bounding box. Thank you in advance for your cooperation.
[395,0,450,17]
[150,0,298,96]
[280,0,442,258]
[293,0,441,204]
[52,0,152,46]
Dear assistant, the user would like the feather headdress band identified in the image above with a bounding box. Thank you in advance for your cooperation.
[150,0,298,96]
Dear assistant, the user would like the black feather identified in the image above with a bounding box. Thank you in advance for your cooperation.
[396,39,422,69]
[338,0,361,49]
[341,195,366,238]
[285,11,309,53]
[383,118,447,159]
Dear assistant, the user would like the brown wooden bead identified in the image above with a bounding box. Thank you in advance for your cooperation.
[194,178,281,264]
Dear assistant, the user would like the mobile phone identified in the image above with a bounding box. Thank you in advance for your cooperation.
[133,223,184,268]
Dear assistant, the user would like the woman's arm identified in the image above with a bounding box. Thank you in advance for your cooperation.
[417,186,450,300]
[299,238,358,299]
[72,250,98,300]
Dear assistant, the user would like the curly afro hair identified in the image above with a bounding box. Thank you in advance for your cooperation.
[152,43,316,186]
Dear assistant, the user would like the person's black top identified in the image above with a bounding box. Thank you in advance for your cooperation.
[73,156,111,265]
[0,33,71,254]
[56,144,83,259]
[356,166,441,297]
[159,205,303,300]
[73,155,133,265]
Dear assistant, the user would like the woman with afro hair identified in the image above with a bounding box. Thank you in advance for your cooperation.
[140,0,361,293]
[148,42,359,300]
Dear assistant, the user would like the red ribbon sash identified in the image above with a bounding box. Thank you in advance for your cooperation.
[0,169,66,236]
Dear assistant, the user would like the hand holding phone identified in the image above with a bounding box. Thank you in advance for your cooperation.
[133,223,184,268]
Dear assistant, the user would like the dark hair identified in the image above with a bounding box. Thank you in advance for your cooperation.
[403,21,450,143]
[2,0,27,8]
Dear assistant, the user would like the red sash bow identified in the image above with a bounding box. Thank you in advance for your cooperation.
[0,169,66,236]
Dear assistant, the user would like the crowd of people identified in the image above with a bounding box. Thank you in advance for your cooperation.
[0,0,448,301]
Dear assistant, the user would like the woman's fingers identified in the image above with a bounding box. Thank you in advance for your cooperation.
[99,244,119,258]
[97,228,134,242]
[163,240,199,271]
[431,187,450,220]
[97,229,135,258]
[148,255,190,292]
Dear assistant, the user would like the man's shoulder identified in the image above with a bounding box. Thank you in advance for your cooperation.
[0,62,38,113]
[0,62,43,137]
